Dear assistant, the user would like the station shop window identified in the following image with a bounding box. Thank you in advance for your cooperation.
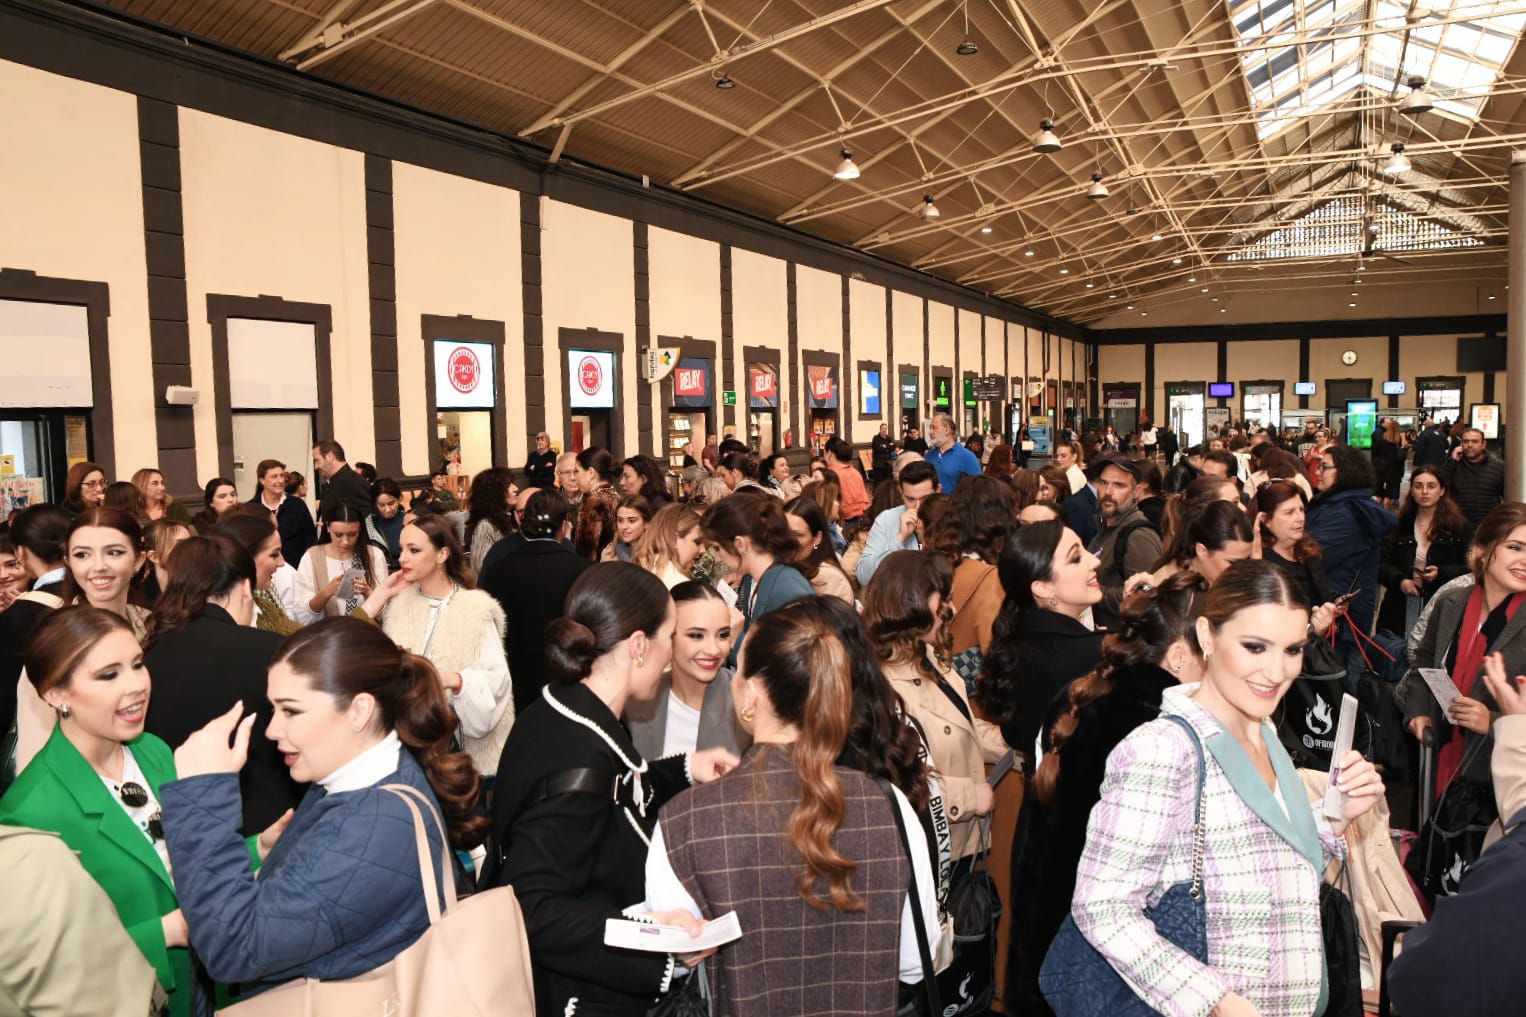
[1241,382,1283,432]
[1417,377,1465,427]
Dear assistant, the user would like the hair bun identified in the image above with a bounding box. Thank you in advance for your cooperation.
[544,618,600,683]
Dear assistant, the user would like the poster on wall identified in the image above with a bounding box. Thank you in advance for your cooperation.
[0,476,44,524]
[568,350,616,409]
[860,370,881,415]
[901,373,919,410]
[1471,402,1501,439]
[1027,416,1052,457]
[748,364,778,408]
[671,357,711,408]
[433,341,496,409]
[806,364,838,409]
[1346,400,1379,449]
[1204,406,1231,439]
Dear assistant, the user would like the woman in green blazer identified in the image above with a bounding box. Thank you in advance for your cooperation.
[0,607,190,1015]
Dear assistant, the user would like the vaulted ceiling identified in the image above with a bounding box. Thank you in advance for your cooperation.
[90,0,1526,326]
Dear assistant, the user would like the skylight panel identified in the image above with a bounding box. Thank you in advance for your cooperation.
[1227,195,1487,261]
[1228,0,1526,138]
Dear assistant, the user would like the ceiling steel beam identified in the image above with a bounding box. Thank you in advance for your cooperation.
[291,0,439,71]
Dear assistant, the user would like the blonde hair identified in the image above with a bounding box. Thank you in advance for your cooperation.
[633,503,701,577]
[130,468,175,509]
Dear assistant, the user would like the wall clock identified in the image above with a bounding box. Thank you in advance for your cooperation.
[1341,350,1358,366]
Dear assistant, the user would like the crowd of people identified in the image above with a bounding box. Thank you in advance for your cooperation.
[0,411,1519,1017]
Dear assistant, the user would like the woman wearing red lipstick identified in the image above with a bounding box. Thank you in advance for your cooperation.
[0,607,192,1015]
[625,581,750,759]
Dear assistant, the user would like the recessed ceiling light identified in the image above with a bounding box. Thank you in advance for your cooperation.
[1212,296,1220,302]
[1085,282,1094,288]
[1220,307,1227,313]
[980,225,993,234]
[1108,293,1117,299]
[1200,286,1209,293]
[1489,292,1497,300]
[1125,303,1134,309]
[1059,266,1070,275]
[1187,275,1197,283]
[1024,248,1035,257]
[1171,257,1183,264]
[1357,264,1366,271]
[1140,311,1148,316]
[1349,302,1357,307]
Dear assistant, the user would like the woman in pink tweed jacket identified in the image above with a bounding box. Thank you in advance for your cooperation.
[1070,559,1385,1017]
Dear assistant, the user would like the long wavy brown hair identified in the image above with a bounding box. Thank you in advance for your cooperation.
[741,598,866,912]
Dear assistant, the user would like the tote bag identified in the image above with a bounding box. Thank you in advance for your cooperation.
[218,784,535,1017]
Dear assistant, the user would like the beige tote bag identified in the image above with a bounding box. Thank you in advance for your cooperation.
[218,784,536,1016]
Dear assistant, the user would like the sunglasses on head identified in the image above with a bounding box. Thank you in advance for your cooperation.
[119,781,164,841]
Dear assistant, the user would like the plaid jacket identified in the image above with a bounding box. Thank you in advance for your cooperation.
[1071,686,1344,1017]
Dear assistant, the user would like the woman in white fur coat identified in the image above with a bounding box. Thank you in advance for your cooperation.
[369,512,515,777]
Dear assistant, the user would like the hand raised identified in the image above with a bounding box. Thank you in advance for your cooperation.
[1482,652,1526,717]
[174,701,256,779]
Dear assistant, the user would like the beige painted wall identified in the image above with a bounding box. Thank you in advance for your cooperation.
[958,309,983,376]
[649,227,721,343]
[891,290,925,426]
[180,109,371,478]
[1099,344,1146,392]
[928,301,955,375]
[795,264,843,430]
[0,62,155,472]
[540,199,636,452]
[849,279,887,440]
[392,161,522,476]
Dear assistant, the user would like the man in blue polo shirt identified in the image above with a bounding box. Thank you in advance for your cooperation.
[925,412,982,494]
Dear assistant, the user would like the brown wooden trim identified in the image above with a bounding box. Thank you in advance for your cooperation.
[0,268,115,482]
[720,245,735,431]
[633,222,653,457]
[420,314,508,474]
[205,293,334,480]
[786,264,799,445]
[1088,313,1507,345]
[557,327,626,459]
[520,192,545,438]
[365,154,402,477]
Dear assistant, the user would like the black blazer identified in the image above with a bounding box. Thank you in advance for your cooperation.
[143,605,302,834]
[1376,516,1474,634]
[1008,661,1177,1016]
[248,493,318,571]
[478,539,593,713]
[315,464,372,523]
[994,609,1105,762]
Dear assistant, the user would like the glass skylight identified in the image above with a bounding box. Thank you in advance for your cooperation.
[1227,194,1485,260]
[1228,0,1526,138]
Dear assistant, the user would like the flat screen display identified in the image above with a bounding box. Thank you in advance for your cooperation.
[1294,381,1316,396]
[1382,380,1406,396]
[1209,382,1235,398]
[1346,400,1379,449]
[567,350,616,409]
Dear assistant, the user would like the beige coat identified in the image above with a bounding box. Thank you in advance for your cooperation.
[0,825,165,1017]
[949,558,1003,656]
[883,650,1011,859]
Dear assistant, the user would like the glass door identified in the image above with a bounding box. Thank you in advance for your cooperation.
[1166,384,1206,452]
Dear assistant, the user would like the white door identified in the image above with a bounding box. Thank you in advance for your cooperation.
[232,412,315,511]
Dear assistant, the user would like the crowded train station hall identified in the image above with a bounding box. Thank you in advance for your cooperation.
[1,0,1523,1013]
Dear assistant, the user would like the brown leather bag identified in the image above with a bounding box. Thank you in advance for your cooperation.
[218,784,536,1016]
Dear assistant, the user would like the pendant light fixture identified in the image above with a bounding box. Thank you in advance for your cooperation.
[919,194,941,220]
[833,147,861,181]
[1381,142,1411,175]
[1085,172,1108,199]
[1398,76,1434,115]
[713,70,736,90]
[956,0,978,55]
[1033,119,1062,153]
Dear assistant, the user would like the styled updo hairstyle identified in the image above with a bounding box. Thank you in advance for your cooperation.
[701,491,800,561]
[405,512,476,589]
[9,503,70,570]
[1156,498,1253,571]
[719,450,759,485]
[213,512,278,561]
[862,550,954,674]
[544,562,672,684]
[273,617,487,847]
[24,605,135,697]
[59,507,148,608]
[739,596,865,912]
[519,489,572,540]
[576,446,618,485]
[143,535,256,650]
[1201,557,1309,629]
[104,481,147,520]
[1033,571,1209,804]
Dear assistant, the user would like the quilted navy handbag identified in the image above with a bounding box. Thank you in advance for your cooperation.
[1038,714,1209,1017]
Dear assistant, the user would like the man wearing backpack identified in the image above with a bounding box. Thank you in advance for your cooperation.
[1086,454,1163,631]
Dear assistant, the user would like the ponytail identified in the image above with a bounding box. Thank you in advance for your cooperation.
[274,618,487,848]
[742,598,865,912]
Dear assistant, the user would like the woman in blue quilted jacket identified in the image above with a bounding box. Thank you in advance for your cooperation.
[159,617,487,1006]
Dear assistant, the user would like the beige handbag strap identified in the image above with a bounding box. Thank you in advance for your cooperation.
[381,784,455,925]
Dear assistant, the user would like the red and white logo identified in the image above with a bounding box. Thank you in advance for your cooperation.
[578,355,603,396]
[751,371,777,399]
[812,376,834,400]
[447,346,480,394]
[674,367,706,398]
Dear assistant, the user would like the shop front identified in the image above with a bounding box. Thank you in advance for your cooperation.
[804,358,840,455]
[433,339,498,479]
[747,362,779,456]
[664,356,713,469]
[567,348,617,453]
[1103,383,1141,436]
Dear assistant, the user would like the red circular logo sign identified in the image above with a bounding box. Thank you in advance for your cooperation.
[578,355,603,396]
[447,346,480,394]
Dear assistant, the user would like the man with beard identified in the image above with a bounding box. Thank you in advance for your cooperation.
[1086,454,1163,631]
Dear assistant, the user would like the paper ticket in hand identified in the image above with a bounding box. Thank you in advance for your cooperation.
[1418,667,1461,719]
[604,911,743,953]
[1322,693,1359,820]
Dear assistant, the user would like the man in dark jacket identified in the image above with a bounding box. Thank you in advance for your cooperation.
[311,439,372,524]
[1157,426,1179,467]
[870,423,897,482]
[524,431,557,489]
[1442,428,1505,525]
[1412,419,1448,468]
[1086,455,1164,631]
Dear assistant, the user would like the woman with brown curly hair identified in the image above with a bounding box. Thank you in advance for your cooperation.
[645,595,939,1015]
[157,616,488,1005]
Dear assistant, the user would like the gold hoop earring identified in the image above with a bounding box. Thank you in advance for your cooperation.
[740,703,755,723]
[634,655,645,669]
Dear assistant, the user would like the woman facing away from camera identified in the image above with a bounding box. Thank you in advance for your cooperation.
[644,596,939,1016]
[1066,558,1384,1017]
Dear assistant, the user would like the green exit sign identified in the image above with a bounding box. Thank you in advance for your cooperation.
[722,390,737,405]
